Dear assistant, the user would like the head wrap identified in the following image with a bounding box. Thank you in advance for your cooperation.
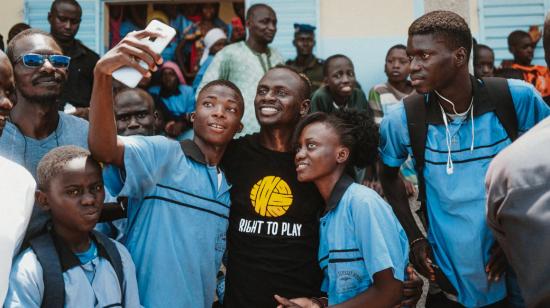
[200,28,227,66]
[160,61,186,85]
[147,10,169,25]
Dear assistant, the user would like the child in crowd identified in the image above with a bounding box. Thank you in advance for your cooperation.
[310,55,371,115]
[507,30,550,100]
[192,28,227,93]
[367,44,416,196]
[474,44,495,78]
[275,109,408,307]
[89,29,244,306]
[148,61,195,139]
[4,146,140,308]
[368,44,414,124]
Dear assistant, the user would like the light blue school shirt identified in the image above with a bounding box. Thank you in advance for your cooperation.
[103,136,230,308]
[5,238,140,308]
[149,84,195,117]
[319,175,409,306]
[0,112,89,238]
[379,77,550,307]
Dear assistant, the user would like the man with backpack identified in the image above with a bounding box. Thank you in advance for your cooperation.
[379,11,550,308]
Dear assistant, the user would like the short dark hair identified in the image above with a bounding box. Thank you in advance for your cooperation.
[115,88,155,111]
[544,14,550,52]
[37,146,99,190]
[269,65,311,100]
[323,54,353,77]
[198,79,245,109]
[7,23,31,44]
[246,3,275,21]
[507,30,531,48]
[408,10,472,58]
[6,28,57,64]
[50,0,82,14]
[293,109,379,168]
[386,44,407,59]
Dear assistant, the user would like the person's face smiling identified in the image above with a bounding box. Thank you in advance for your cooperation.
[254,68,308,128]
[295,121,346,183]
[192,85,243,147]
[325,57,356,99]
[12,34,67,104]
[0,56,15,137]
[39,157,105,236]
[407,33,457,94]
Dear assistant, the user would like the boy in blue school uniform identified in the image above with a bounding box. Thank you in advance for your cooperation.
[88,29,245,307]
[379,11,550,308]
[4,146,140,308]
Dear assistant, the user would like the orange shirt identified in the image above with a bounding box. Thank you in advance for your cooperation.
[510,63,550,97]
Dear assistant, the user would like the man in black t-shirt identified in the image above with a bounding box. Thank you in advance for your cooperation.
[222,66,323,307]
[222,66,423,307]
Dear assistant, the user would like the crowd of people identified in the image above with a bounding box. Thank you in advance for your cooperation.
[1,0,550,307]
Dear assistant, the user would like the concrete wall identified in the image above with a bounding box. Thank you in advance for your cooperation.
[0,0,25,44]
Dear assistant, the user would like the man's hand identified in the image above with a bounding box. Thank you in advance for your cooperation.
[410,239,435,281]
[94,30,163,78]
[274,295,320,308]
[403,179,416,197]
[394,266,423,308]
[164,120,186,137]
[486,242,507,282]
[72,107,89,120]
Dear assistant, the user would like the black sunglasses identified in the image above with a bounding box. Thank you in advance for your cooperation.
[15,53,71,69]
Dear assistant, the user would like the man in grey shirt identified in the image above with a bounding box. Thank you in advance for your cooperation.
[485,116,550,308]
[0,28,88,237]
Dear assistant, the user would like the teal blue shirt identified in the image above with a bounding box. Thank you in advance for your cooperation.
[104,136,230,307]
[379,78,550,307]
[319,175,408,305]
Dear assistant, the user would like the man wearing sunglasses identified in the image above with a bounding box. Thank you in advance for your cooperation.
[48,0,99,118]
[0,28,89,240]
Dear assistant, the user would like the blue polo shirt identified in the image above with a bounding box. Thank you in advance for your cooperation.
[379,78,550,307]
[319,175,408,306]
[103,136,230,307]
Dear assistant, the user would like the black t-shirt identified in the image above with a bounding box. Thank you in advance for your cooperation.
[222,134,323,307]
[59,40,99,108]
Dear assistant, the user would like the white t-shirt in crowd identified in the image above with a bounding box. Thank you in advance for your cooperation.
[0,156,35,304]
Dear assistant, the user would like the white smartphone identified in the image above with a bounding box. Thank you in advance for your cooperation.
[112,20,177,88]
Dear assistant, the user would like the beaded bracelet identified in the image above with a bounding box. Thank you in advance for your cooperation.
[409,237,427,248]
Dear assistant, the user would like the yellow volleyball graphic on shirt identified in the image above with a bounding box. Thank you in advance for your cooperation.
[250,176,293,217]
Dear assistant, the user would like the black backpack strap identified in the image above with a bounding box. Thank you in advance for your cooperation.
[29,233,64,308]
[92,230,125,306]
[403,93,428,227]
[482,77,519,142]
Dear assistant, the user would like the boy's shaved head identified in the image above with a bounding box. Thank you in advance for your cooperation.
[323,54,353,77]
[246,3,275,21]
[270,65,312,100]
[37,146,98,190]
[508,30,531,48]
[198,79,245,110]
[409,10,472,59]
